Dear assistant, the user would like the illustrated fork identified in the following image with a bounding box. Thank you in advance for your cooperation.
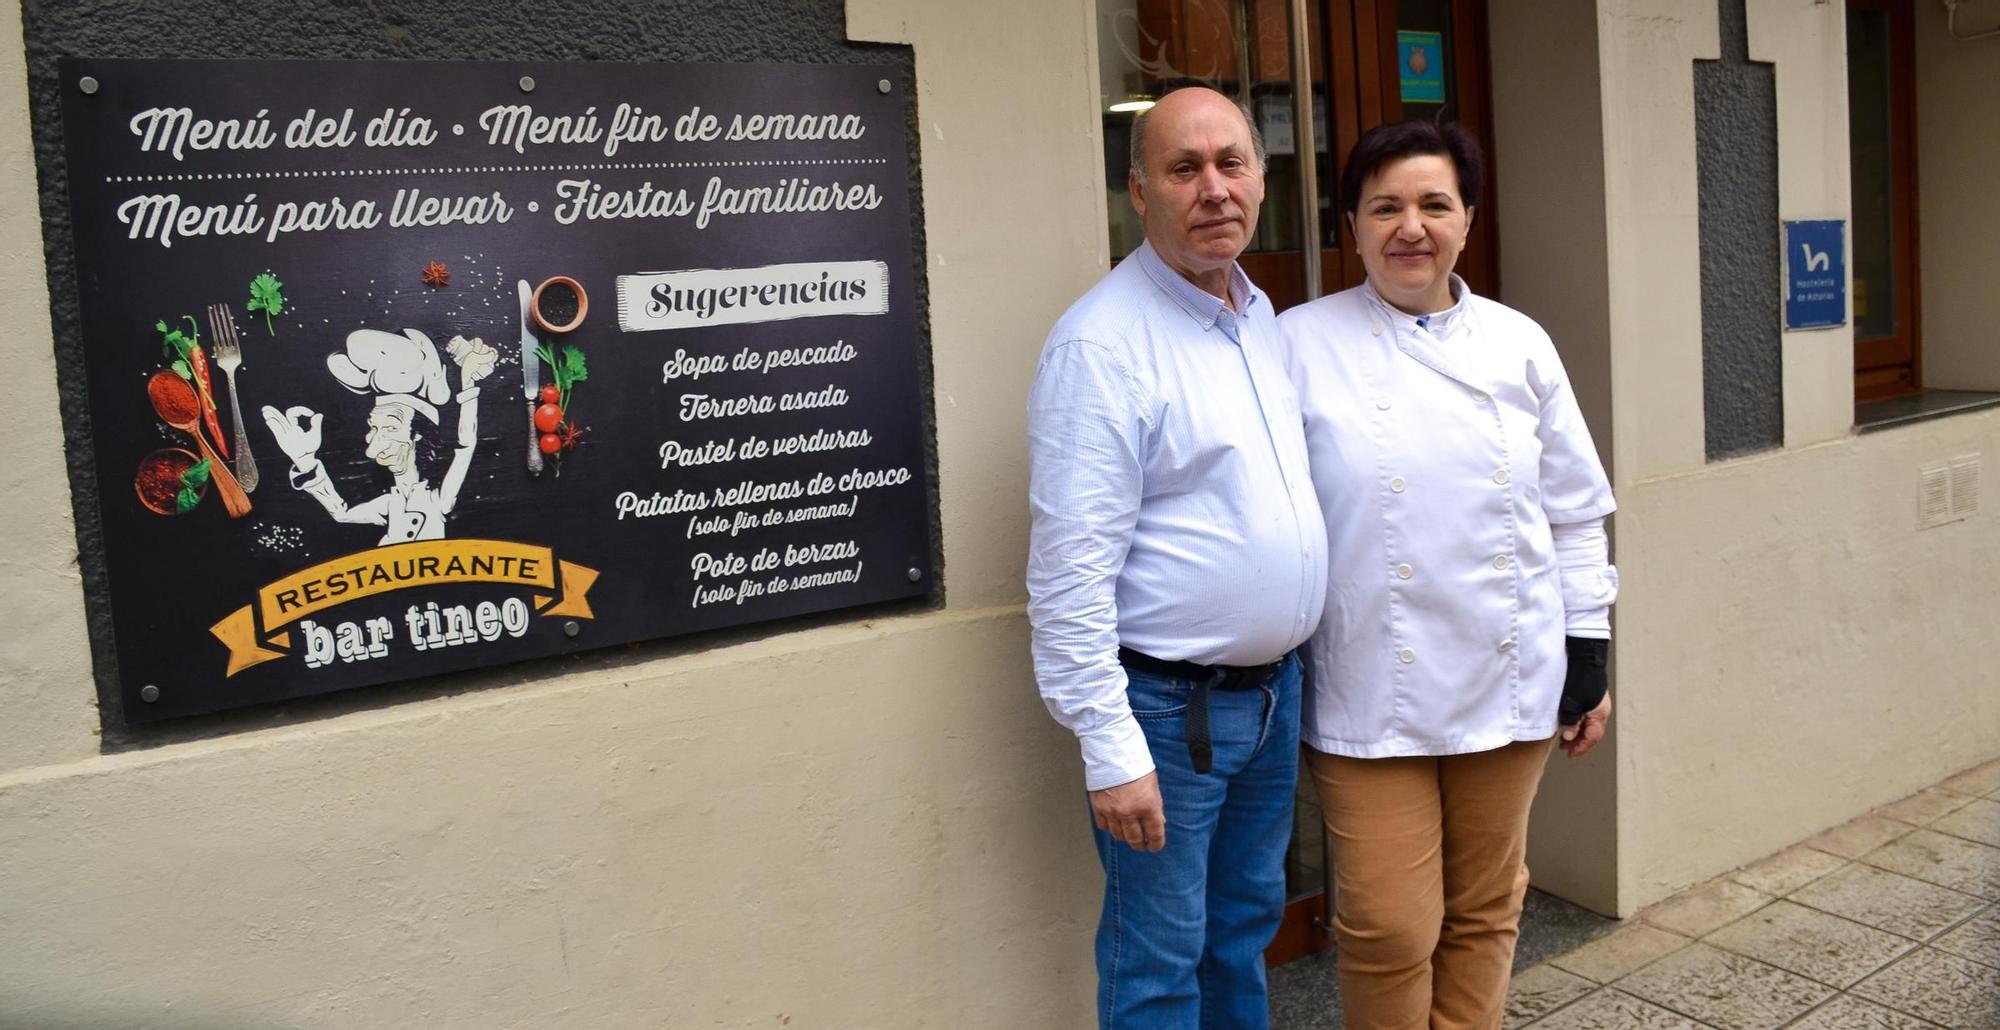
[205,303,259,492]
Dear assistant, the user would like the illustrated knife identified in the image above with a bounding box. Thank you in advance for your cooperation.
[518,279,543,476]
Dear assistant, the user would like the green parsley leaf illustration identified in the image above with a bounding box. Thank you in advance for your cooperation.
[156,318,195,361]
[171,358,192,381]
[173,459,212,513]
[247,272,285,335]
[560,345,588,385]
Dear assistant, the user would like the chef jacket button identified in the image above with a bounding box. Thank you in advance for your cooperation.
[1492,554,1511,570]
[1493,469,1511,485]
[1395,563,1413,580]
[1376,397,1392,410]
[1397,647,1417,664]
[1371,323,1383,336]
[1389,477,1407,493]
[1498,639,1516,653]
[1473,390,1489,402]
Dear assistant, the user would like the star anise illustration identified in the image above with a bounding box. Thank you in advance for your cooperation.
[420,260,451,288]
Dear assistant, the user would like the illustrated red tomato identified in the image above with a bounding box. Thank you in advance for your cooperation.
[539,383,560,405]
[533,402,564,432]
[538,432,563,455]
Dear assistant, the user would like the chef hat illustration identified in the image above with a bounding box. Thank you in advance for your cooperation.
[327,328,451,424]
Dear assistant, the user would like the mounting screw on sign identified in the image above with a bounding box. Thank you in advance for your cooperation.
[563,620,581,638]
[906,567,922,582]
[139,685,160,703]
[78,76,98,95]
[877,79,892,94]
[519,76,536,93]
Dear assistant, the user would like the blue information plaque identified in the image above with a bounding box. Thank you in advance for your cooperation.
[1397,31,1445,104]
[1784,219,1846,331]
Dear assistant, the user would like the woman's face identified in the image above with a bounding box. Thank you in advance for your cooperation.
[1349,154,1474,316]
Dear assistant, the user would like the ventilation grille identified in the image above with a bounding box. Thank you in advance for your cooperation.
[1950,454,1981,520]
[1918,453,1981,529]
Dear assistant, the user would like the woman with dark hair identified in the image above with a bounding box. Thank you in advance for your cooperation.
[1276,120,1618,1028]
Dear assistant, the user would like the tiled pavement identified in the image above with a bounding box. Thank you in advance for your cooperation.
[1271,758,2000,1029]
[1509,758,2000,1029]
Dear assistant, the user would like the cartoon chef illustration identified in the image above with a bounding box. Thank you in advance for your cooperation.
[262,327,498,545]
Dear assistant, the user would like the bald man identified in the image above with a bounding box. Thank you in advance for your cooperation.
[1026,87,1327,1027]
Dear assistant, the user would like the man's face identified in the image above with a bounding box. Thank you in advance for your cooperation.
[1129,89,1265,288]
[365,404,418,474]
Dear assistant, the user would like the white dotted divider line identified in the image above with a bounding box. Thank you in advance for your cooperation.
[105,157,891,185]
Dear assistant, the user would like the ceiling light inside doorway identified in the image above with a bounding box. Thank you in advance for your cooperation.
[1108,95,1156,113]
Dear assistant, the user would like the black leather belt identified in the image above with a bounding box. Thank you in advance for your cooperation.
[1118,647,1290,774]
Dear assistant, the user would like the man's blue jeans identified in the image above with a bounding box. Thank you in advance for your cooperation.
[1094,651,1301,1029]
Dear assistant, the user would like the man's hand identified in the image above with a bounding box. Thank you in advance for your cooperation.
[1090,771,1166,852]
[446,334,498,389]
[1560,691,1612,759]
[261,404,323,473]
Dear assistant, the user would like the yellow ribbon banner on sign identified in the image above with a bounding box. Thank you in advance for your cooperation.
[209,539,599,676]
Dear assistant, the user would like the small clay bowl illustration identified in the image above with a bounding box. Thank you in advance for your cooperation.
[531,276,588,334]
[135,447,205,515]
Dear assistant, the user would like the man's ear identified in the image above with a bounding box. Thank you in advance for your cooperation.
[1346,211,1358,250]
[1129,170,1146,220]
[1465,205,1476,234]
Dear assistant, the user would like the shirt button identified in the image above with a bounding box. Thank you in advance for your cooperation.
[1498,639,1516,653]
[1397,647,1417,664]
[1371,323,1383,336]
[1493,554,1511,570]
[1395,563,1414,580]
[1376,397,1392,410]
[1473,391,1489,402]
[1389,477,1407,493]
[1493,469,1511,485]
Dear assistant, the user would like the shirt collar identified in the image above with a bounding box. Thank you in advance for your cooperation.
[1133,240,1262,332]
[1362,273,1470,335]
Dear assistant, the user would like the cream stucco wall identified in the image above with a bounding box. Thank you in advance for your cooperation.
[0,0,1112,1025]
[1598,0,1714,488]
[0,4,98,775]
[1748,0,1854,447]
[1914,6,2000,391]
[1488,0,1621,916]
[1617,414,2000,904]
[1597,0,2000,911]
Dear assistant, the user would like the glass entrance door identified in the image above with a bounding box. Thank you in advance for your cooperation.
[1095,0,1496,314]
[1092,0,1498,965]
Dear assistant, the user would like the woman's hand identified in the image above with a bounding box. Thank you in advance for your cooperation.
[1560,691,1611,759]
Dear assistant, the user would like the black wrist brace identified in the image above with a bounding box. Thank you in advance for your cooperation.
[1559,636,1609,727]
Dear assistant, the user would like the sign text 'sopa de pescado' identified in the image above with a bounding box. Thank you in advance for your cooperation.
[58,59,932,723]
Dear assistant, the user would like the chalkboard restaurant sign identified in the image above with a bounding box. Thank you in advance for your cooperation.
[57,59,933,723]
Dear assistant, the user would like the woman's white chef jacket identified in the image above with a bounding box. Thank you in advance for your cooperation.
[1276,278,1618,758]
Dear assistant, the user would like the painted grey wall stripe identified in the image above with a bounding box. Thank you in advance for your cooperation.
[1695,0,1783,460]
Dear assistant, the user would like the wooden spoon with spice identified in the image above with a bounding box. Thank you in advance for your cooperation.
[148,370,252,518]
